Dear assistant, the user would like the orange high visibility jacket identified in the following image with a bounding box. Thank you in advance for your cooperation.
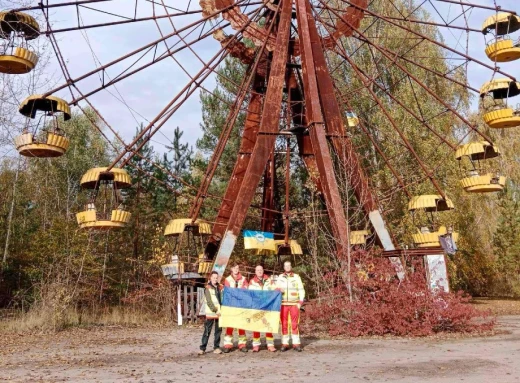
[276,272,305,305]
[248,275,275,291]
[224,273,248,289]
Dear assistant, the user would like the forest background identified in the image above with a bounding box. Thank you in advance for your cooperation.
[0,0,519,332]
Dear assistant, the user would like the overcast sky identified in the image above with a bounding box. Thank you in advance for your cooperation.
[7,0,520,159]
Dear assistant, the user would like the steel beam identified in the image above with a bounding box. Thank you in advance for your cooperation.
[211,0,293,278]
[204,74,265,258]
[302,0,404,277]
[261,152,277,232]
[295,0,350,258]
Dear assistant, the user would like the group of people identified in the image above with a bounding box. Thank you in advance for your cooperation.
[199,261,305,355]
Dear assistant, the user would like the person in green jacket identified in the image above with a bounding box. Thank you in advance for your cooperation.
[198,271,223,355]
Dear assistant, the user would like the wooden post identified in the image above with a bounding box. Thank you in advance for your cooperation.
[183,284,188,322]
[177,285,183,326]
[190,285,195,323]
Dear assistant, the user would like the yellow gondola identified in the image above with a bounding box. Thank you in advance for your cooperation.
[455,141,506,193]
[76,167,132,230]
[480,79,520,129]
[346,111,359,128]
[0,11,39,74]
[350,230,370,245]
[247,238,303,256]
[482,13,520,36]
[162,218,212,278]
[15,95,71,157]
[275,239,303,255]
[412,226,459,248]
[482,13,520,62]
[408,195,458,248]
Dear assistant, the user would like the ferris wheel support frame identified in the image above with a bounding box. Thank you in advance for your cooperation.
[210,0,293,278]
[205,0,405,281]
[300,0,404,275]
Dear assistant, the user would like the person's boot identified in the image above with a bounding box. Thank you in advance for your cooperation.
[223,347,231,354]
[280,346,289,352]
[252,346,260,352]
[240,346,248,353]
[268,346,277,352]
[294,346,303,352]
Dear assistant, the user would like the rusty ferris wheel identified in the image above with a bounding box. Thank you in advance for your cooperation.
[2,0,519,283]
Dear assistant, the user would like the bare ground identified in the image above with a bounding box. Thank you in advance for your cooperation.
[1,310,520,382]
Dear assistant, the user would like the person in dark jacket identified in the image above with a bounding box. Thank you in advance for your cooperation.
[199,271,223,355]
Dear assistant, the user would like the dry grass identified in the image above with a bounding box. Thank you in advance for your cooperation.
[471,298,520,316]
[0,306,172,334]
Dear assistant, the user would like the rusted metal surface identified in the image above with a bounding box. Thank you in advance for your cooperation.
[300,0,403,280]
[200,75,265,255]
[383,248,445,257]
[285,69,324,194]
[321,0,367,50]
[190,3,284,227]
[211,0,292,278]
[295,0,350,257]
[261,152,277,232]
[305,1,377,212]
[284,137,290,244]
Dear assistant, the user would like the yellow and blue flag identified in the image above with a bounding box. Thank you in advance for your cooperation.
[243,230,276,252]
[219,287,282,333]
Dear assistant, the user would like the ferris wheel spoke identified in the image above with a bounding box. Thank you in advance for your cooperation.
[109,12,264,169]
[76,98,229,204]
[314,6,461,150]
[318,1,495,146]
[337,53,459,150]
[40,0,255,101]
[341,0,516,81]
[324,42,448,197]
[189,4,283,221]
[12,0,112,12]
[151,2,268,103]
[433,0,516,15]
[342,95,412,198]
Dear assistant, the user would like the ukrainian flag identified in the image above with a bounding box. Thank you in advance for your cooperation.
[243,230,276,252]
[219,287,282,333]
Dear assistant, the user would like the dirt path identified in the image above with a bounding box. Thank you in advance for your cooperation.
[1,316,519,383]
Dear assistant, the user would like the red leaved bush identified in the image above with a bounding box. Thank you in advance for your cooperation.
[301,250,495,337]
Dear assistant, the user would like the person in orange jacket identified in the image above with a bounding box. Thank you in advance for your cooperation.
[223,263,249,353]
[276,260,305,352]
[248,265,277,352]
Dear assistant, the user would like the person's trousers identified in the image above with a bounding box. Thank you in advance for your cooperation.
[223,328,247,349]
[200,318,222,351]
[281,304,300,346]
[252,332,274,347]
